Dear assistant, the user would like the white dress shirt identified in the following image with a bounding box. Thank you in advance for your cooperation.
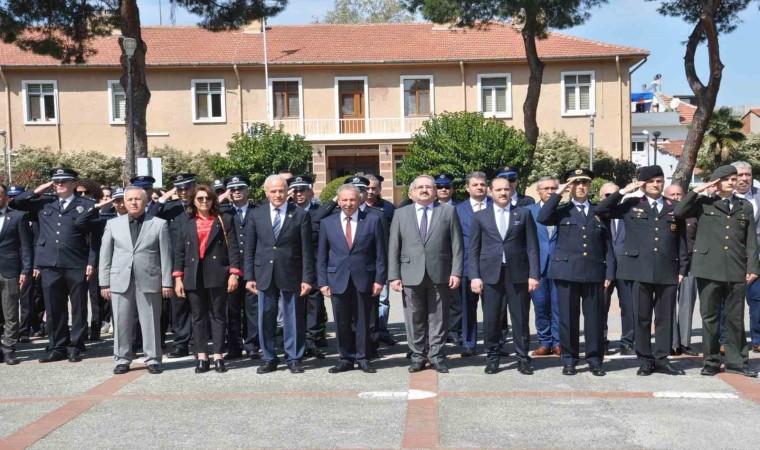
[571,199,590,213]
[494,204,511,263]
[415,203,434,230]
[269,203,286,226]
[469,197,486,212]
[59,193,76,210]
[340,210,359,244]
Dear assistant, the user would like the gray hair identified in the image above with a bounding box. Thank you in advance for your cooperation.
[365,174,382,186]
[410,175,436,191]
[124,186,148,202]
[465,171,487,185]
[731,161,752,171]
[336,184,361,198]
[537,176,558,187]
[600,182,619,191]
[264,174,287,190]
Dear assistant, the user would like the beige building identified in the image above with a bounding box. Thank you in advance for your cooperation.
[0,22,648,201]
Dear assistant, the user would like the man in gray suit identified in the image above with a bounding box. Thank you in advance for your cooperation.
[99,186,173,375]
[389,175,464,373]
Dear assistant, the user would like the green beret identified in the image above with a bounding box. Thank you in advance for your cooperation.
[710,165,737,182]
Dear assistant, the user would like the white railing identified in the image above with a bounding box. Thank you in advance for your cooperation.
[245,117,431,139]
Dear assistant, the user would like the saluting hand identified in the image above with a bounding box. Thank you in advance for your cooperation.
[34,181,54,195]
[694,178,720,194]
[557,181,575,195]
[161,188,177,202]
[622,180,644,194]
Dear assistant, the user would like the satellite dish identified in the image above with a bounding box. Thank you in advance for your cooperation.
[670,98,680,110]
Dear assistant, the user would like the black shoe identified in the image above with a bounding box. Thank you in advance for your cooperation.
[86,334,101,342]
[378,335,396,346]
[589,364,606,376]
[655,361,685,375]
[246,350,262,360]
[113,364,130,374]
[619,345,635,356]
[484,363,499,374]
[147,364,163,374]
[167,348,190,359]
[305,347,326,360]
[257,361,278,374]
[700,365,720,376]
[637,363,655,376]
[315,337,329,348]
[562,364,577,376]
[680,346,699,356]
[431,361,449,373]
[328,361,355,374]
[724,366,759,378]
[408,362,425,373]
[19,335,31,344]
[460,348,477,358]
[670,347,682,356]
[498,349,510,357]
[33,330,45,338]
[288,362,305,374]
[68,349,82,363]
[223,350,243,361]
[517,361,534,375]
[214,359,228,373]
[194,359,210,374]
[39,351,67,363]
[3,352,20,365]
[405,351,413,360]
[358,360,376,373]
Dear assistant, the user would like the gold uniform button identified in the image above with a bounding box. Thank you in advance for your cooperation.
[654,237,659,241]
[583,252,588,256]
[655,227,659,231]
[724,246,729,250]
[654,248,658,252]
[583,235,587,239]
[654,218,659,221]
[726,226,730,229]
[725,236,729,240]
[583,244,587,247]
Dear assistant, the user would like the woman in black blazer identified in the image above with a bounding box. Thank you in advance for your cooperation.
[174,186,241,373]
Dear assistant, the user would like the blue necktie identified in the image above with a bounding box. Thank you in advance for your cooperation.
[499,208,507,239]
[272,208,282,239]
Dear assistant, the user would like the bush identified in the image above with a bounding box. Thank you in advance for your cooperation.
[148,145,216,186]
[590,177,612,203]
[319,177,348,204]
[697,132,760,180]
[396,112,532,201]
[7,146,123,188]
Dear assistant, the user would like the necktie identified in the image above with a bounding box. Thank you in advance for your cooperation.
[419,207,428,242]
[59,199,66,212]
[610,219,618,241]
[652,201,660,214]
[475,203,482,212]
[237,207,244,221]
[345,217,353,249]
[724,198,732,211]
[272,208,282,239]
[498,208,507,239]
[578,204,586,218]
[129,217,139,247]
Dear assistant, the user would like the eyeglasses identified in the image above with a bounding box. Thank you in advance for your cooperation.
[52,180,69,185]
[506,177,518,183]
[602,193,613,198]
[77,190,89,196]
[195,196,211,202]
[539,186,558,191]
[230,187,247,192]
[437,185,452,189]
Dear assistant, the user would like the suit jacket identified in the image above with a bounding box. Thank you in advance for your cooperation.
[99,214,172,294]
[456,197,493,277]
[368,198,395,223]
[526,203,558,278]
[151,199,190,263]
[537,193,614,283]
[512,193,536,207]
[10,192,98,269]
[243,202,315,292]
[674,191,760,282]
[0,209,33,278]
[174,214,241,290]
[388,202,464,286]
[317,210,387,294]
[596,192,688,284]
[469,205,540,284]
[222,202,257,274]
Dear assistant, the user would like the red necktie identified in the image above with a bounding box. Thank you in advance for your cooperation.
[345,217,353,249]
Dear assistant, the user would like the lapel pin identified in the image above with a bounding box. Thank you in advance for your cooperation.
[76,206,84,213]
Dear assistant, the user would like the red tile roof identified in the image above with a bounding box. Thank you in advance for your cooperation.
[0,22,649,67]
[658,139,685,157]
[658,93,697,125]
[741,108,760,134]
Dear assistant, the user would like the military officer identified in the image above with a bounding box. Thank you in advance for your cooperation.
[537,168,614,376]
[596,165,688,375]
[10,168,99,363]
[674,165,760,377]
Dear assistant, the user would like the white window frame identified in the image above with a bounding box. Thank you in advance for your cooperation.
[107,80,126,125]
[477,73,512,118]
[560,70,595,117]
[191,79,227,123]
[334,76,369,134]
[22,80,59,125]
[400,75,434,118]
[267,77,304,133]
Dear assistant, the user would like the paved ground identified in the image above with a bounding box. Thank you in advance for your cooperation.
[1,290,759,449]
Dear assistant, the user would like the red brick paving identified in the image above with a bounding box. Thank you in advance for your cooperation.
[402,370,440,449]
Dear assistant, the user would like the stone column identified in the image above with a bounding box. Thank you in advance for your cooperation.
[311,144,327,196]
[378,143,394,201]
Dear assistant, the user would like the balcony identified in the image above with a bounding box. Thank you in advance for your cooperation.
[244,117,430,141]
[631,111,681,127]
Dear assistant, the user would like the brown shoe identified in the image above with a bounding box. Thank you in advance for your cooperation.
[532,346,552,356]
[720,345,725,355]
[552,346,561,356]
[752,346,760,354]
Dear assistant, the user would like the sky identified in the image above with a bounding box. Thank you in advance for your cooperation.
[136,0,760,108]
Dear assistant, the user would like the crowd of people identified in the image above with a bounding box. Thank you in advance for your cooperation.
[0,161,757,378]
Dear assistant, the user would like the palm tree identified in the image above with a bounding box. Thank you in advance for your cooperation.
[702,106,746,167]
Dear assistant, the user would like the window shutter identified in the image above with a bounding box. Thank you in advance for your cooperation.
[195,82,209,93]
[579,86,590,110]
[482,88,493,112]
[495,87,507,112]
[288,94,299,118]
[209,82,222,93]
[565,86,576,111]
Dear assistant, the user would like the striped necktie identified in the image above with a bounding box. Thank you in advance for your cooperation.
[272,208,282,239]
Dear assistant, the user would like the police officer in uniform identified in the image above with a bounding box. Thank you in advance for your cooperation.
[11,168,99,363]
[496,166,535,207]
[434,174,457,206]
[537,168,613,376]
[151,173,197,358]
[674,165,760,377]
[130,176,157,212]
[596,165,688,375]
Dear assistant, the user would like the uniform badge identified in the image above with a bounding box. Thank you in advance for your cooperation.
[670,223,677,232]
[177,175,184,181]
[575,169,583,175]
[296,176,303,183]
[56,169,64,175]
[232,176,239,183]
[76,206,84,213]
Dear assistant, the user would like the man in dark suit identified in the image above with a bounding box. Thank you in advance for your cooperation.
[6,186,37,344]
[470,177,540,374]
[10,168,99,363]
[597,166,688,375]
[245,174,315,374]
[0,184,33,365]
[538,168,614,376]
[496,166,535,207]
[318,184,386,373]
[455,172,492,356]
[674,165,760,377]
[220,175,260,360]
[526,176,560,356]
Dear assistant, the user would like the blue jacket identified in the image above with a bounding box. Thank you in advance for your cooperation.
[455,197,493,277]
[526,203,558,278]
[0,209,33,278]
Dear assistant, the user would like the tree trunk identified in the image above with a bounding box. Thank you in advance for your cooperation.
[120,0,151,180]
[671,3,723,190]
[520,19,544,191]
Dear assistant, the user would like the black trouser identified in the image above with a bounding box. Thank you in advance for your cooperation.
[304,286,327,348]
[555,280,605,366]
[227,282,245,353]
[170,286,193,352]
[331,281,372,363]
[632,281,676,362]
[482,266,531,364]
[697,279,749,369]
[241,282,260,352]
[41,267,87,354]
[448,283,463,341]
[368,293,381,347]
[604,279,635,347]
[86,274,103,338]
[187,266,227,356]
[18,276,34,337]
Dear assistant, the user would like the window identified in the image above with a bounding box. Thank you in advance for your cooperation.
[273,81,300,118]
[631,141,646,153]
[108,80,126,124]
[561,71,595,116]
[192,79,226,122]
[23,81,58,124]
[394,154,406,187]
[478,74,511,118]
[401,76,433,117]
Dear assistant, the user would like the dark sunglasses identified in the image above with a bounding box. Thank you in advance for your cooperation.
[506,177,518,183]
[77,190,90,196]
[602,193,613,198]
[437,184,452,189]
[195,196,211,202]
